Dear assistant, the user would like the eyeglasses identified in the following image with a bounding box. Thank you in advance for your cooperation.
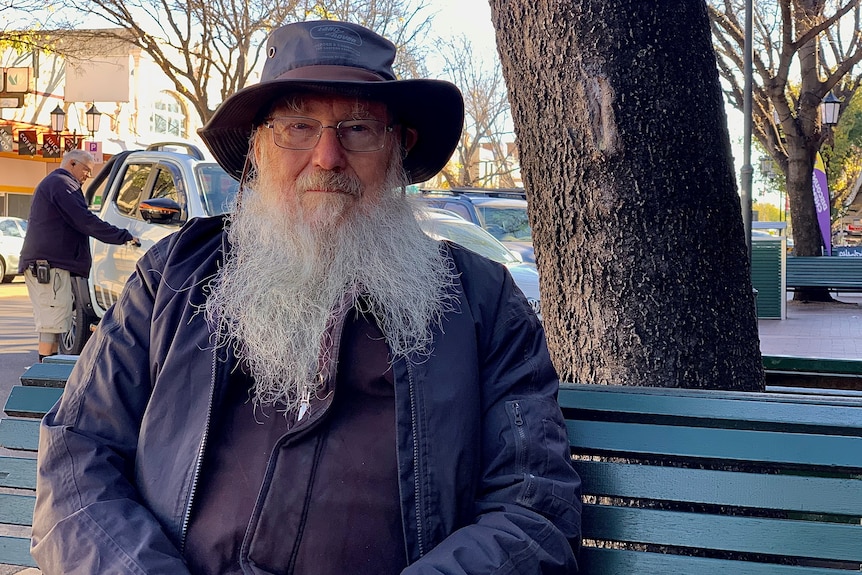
[263,116,394,152]
[72,162,92,176]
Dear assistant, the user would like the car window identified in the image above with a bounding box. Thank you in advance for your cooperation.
[442,202,471,221]
[197,164,240,216]
[477,206,532,242]
[149,166,188,224]
[0,220,21,238]
[421,217,519,265]
[114,164,152,216]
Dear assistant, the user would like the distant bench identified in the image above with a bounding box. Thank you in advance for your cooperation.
[786,255,862,292]
[763,354,862,393]
[0,355,75,568]
[1,357,862,571]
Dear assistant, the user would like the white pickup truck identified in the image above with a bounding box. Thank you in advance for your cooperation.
[60,143,239,354]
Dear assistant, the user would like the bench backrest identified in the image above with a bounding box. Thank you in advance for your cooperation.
[560,383,862,573]
[4,362,862,572]
[786,256,862,289]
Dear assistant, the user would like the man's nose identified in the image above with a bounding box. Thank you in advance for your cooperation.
[312,126,347,171]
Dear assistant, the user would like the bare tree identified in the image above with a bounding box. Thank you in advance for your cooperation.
[710,0,862,301]
[489,0,763,390]
[47,0,299,124]
[435,35,518,188]
[40,0,433,126]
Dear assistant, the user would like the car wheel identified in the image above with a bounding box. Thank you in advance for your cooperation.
[0,258,11,283]
[59,286,94,354]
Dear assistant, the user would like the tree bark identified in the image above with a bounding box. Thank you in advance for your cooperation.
[489,0,763,390]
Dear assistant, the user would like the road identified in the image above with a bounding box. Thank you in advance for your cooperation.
[0,279,37,413]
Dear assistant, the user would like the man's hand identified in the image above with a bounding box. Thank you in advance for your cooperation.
[129,237,142,247]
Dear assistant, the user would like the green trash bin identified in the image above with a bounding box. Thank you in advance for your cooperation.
[750,234,786,319]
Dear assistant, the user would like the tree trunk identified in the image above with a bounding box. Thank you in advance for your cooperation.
[489,0,763,390]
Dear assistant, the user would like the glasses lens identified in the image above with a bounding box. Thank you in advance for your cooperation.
[269,117,322,150]
[337,120,388,152]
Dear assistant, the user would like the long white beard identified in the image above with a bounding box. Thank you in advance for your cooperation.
[204,163,458,412]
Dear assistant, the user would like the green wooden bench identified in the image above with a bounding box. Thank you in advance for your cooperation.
[763,354,862,392]
[786,255,862,292]
[0,360,76,568]
[561,382,862,573]
[2,358,862,572]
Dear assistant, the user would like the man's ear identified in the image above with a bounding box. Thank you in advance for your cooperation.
[402,127,418,157]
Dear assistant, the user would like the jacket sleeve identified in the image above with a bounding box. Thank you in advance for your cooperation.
[31,244,191,575]
[404,248,581,574]
[53,181,133,245]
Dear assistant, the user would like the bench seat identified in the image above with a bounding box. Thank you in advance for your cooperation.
[560,383,862,573]
[18,363,75,388]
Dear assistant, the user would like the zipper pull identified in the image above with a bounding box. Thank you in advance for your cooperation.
[297,385,311,422]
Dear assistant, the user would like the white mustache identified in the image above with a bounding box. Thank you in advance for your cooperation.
[295,170,363,197]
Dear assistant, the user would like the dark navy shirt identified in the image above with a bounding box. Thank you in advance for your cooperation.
[184,309,406,574]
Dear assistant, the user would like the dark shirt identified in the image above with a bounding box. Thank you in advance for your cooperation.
[19,167,132,276]
[184,310,406,574]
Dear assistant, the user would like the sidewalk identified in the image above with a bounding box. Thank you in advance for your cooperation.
[758,292,862,360]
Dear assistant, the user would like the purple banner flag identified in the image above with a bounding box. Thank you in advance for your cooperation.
[813,152,832,256]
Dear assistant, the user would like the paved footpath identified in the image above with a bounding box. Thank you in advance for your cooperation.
[758,293,862,360]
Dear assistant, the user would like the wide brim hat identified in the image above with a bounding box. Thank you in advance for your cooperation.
[199,20,464,185]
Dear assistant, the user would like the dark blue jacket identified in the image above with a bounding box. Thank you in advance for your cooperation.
[32,216,581,574]
[19,167,132,277]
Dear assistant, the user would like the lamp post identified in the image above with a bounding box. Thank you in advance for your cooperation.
[85,104,102,138]
[821,92,841,127]
[741,0,754,263]
[50,105,66,133]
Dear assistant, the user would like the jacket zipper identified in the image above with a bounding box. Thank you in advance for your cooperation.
[513,401,527,473]
[406,360,426,557]
[179,342,218,550]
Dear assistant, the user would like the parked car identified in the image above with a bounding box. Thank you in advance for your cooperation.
[418,209,541,319]
[413,188,535,263]
[60,142,240,354]
[0,216,27,283]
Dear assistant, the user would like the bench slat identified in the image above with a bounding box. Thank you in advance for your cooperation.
[567,419,862,468]
[762,355,862,376]
[40,354,80,365]
[0,456,37,490]
[0,494,35,526]
[19,363,74,388]
[4,386,63,418]
[573,460,862,515]
[583,505,862,562]
[0,536,36,568]
[580,546,856,575]
[559,384,862,430]
[0,419,41,452]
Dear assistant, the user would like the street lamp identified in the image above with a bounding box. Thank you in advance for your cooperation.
[821,92,841,126]
[85,104,102,137]
[50,105,66,133]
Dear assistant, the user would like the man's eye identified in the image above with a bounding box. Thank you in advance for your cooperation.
[345,123,373,133]
[288,122,316,132]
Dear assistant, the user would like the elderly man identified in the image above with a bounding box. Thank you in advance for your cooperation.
[19,149,137,361]
[33,20,581,574]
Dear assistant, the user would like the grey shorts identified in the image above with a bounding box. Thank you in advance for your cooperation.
[24,267,73,333]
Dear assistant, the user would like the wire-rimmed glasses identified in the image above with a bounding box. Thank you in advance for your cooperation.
[263,116,394,152]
